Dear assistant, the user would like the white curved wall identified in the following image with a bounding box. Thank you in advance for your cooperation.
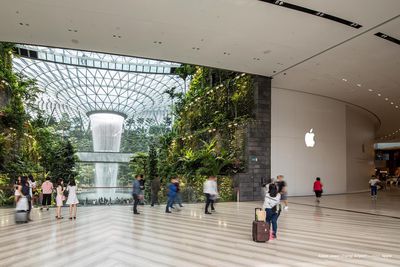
[271,88,377,196]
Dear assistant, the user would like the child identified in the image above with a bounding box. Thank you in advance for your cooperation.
[55,178,64,219]
[313,177,323,202]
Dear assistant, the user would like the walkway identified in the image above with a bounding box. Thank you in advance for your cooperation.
[0,191,399,267]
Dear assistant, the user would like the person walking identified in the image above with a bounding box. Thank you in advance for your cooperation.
[174,178,184,208]
[28,175,37,211]
[276,175,288,210]
[139,174,145,205]
[55,178,65,219]
[40,177,53,211]
[150,176,161,207]
[204,176,218,214]
[263,183,281,239]
[166,178,177,213]
[132,175,143,214]
[369,175,380,200]
[66,178,79,220]
[313,177,323,202]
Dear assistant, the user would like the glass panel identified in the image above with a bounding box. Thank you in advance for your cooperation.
[55,55,63,62]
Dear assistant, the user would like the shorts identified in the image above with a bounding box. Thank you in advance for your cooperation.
[280,193,288,200]
[42,194,52,206]
[315,190,322,198]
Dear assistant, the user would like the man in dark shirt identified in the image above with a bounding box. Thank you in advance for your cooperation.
[132,175,143,214]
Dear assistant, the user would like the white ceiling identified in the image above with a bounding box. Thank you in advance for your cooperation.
[0,0,399,139]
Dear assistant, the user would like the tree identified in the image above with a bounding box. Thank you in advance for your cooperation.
[147,144,158,180]
[129,152,148,176]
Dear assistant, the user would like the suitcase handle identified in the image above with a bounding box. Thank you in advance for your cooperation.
[255,208,262,221]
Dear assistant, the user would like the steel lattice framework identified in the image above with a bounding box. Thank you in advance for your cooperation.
[12,45,186,128]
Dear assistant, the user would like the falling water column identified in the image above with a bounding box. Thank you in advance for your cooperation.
[89,113,124,199]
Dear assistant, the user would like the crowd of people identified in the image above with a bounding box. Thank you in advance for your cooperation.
[16,171,398,243]
[261,175,324,240]
[14,175,79,222]
[132,175,218,215]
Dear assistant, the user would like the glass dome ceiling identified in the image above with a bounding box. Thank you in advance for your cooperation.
[12,45,187,127]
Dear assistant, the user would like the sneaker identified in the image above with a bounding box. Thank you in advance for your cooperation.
[165,211,172,213]
[205,212,212,214]
[284,206,289,210]
[40,207,43,211]
[269,232,274,240]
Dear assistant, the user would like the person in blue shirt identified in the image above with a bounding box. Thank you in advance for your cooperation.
[166,178,178,213]
[132,175,143,214]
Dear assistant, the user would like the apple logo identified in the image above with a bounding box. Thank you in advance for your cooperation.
[305,128,315,147]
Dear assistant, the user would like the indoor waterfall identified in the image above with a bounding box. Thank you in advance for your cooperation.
[89,113,124,199]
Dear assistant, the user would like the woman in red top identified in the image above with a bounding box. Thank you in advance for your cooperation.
[313,177,323,202]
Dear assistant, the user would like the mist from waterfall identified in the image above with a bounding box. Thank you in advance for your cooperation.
[89,113,124,199]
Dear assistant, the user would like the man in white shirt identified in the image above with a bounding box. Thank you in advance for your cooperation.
[203,176,218,214]
[369,175,380,200]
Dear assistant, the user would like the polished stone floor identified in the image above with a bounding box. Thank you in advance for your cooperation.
[1,190,400,267]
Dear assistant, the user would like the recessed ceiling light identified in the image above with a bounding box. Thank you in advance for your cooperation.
[385,98,389,101]
[396,106,399,108]
[391,102,394,105]
[342,78,347,82]
[356,84,361,87]
[368,89,373,92]
[377,93,381,96]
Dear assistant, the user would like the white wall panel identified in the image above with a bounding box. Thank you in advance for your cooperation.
[271,88,376,196]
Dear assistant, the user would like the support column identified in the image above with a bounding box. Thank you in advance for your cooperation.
[236,76,271,201]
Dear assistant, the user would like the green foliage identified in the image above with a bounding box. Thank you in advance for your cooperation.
[0,173,14,205]
[129,152,148,177]
[0,42,77,205]
[153,66,254,202]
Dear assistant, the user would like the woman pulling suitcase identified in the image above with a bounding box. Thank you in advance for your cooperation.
[263,182,281,239]
[15,176,30,223]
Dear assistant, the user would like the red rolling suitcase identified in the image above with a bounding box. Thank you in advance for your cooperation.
[252,208,269,242]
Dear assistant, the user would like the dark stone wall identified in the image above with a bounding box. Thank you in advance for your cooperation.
[235,76,271,201]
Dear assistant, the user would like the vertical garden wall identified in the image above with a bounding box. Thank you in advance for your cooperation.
[0,43,77,206]
[133,66,270,203]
